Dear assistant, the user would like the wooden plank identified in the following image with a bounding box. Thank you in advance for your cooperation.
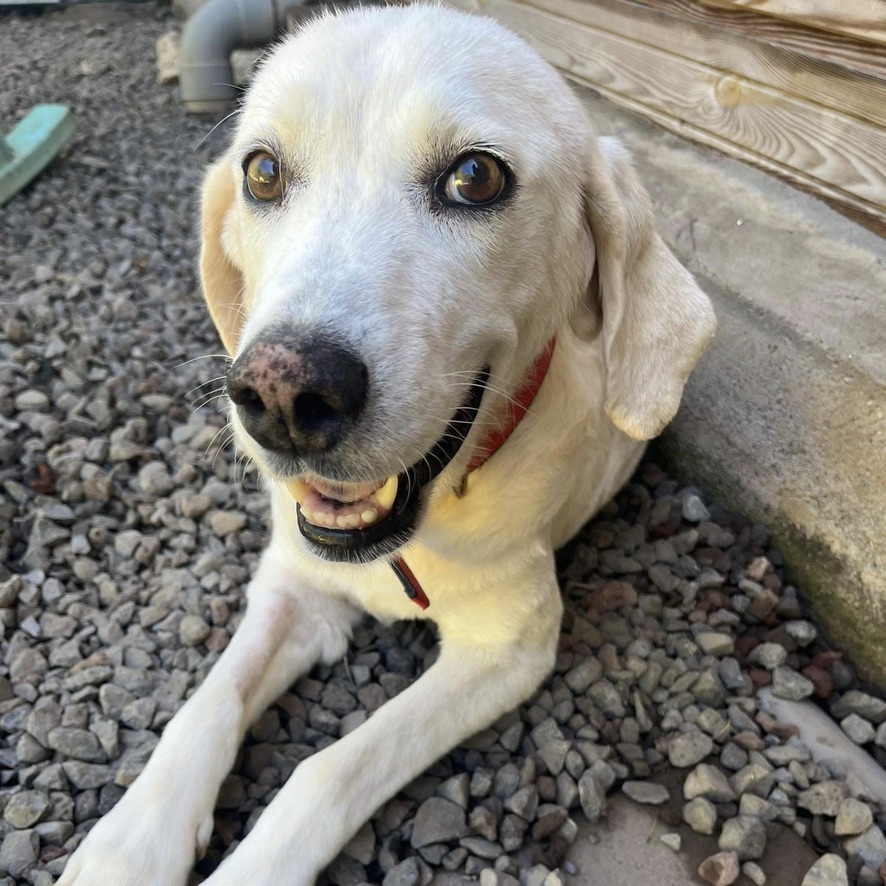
[448,0,886,222]
[625,0,886,78]
[525,0,886,129]
[699,0,886,48]
[571,70,886,234]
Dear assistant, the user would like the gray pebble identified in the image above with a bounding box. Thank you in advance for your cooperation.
[800,853,848,886]
[659,832,681,851]
[840,713,876,745]
[503,785,537,822]
[0,830,39,878]
[830,691,886,723]
[797,780,847,816]
[834,798,873,836]
[138,461,175,496]
[437,774,470,810]
[179,615,211,646]
[784,620,817,646]
[209,510,248,537]
[683,797,718,835]
[682,493,711,523]
[684,764,736,802]
[668,731,713,768]
[843,825,886,869]
[718,815,766,860]
[742,861,767,885]
[411,798,468,848]
[3,791,50,829]
[382,857,420,886]
[695,632,734,657]
[748,642,787,670]
[47,727,107,763]
[622,781,668,805]
[771,667,814,701]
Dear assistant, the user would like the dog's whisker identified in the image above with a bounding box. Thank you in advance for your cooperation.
[184,376,228,400]
[201,425,233,463]
[194,107,243,151]
[209,433,236,471]
[176,354,232,369]
[192,392,229,412]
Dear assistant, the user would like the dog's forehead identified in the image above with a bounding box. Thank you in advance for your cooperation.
[239,7,577,159]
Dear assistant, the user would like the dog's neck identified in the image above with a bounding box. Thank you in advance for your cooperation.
[392,337,557,609]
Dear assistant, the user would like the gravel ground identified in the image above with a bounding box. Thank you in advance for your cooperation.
[2,7,886,886]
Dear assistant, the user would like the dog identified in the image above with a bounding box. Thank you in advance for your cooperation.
[59,5,715,884]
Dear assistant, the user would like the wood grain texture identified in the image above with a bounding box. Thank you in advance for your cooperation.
[700,0,886,47]
[627,0,886,77]
[525,0,886,129]
[447,0,886,225]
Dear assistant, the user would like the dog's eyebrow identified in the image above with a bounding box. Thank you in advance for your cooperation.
[235,132,288,163]
[420,139,516,180]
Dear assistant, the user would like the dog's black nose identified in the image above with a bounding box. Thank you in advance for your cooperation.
[227,332,368,456]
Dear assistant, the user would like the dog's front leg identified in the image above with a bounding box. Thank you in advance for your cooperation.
[202,572,562,886]
[58,548,361,886]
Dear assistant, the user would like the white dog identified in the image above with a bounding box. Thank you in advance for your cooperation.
[60,6,715,884]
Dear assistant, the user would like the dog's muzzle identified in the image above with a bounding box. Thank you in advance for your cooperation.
[285,368,489,563]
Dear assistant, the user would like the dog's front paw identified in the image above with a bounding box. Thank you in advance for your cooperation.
[57,795,213,886]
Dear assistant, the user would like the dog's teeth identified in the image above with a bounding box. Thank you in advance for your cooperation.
[285,478,311,504]
[361,508,378,525]
[375,476,398,511]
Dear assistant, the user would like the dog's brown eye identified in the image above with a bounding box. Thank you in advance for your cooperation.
[441,153,506,206]
[244,151,283,202]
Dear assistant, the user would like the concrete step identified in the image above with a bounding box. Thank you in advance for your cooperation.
[573,88,886,688]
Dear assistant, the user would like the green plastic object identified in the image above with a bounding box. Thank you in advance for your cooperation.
[0,103,76,207]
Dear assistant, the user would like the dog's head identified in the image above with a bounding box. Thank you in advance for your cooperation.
[199,5,715,563]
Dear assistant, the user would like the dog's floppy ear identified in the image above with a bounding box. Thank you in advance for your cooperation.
[584,137,716,441]
[200,157,245,355]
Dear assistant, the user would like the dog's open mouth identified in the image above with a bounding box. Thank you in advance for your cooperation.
[284,367,489,563]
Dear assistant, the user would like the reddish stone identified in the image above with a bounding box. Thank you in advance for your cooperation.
[749,668,772,688]
[733,730,766,751]
[698,851,740,885]
[594,580,637,611]
[600,721,621,745]
[765,626,798,652]
[537,775,558,802]
[695,547,721,566]
[651,517,682,539]
[755,711,776,732]
[811,650,843,670]
[762,572,783,593]
[769,721,800,741]
[705,591,732,610]
[41,845,66,863]
[736,636,761,659]
[802,664,835,699]
[747,588,780,621]
[641,463,668,486]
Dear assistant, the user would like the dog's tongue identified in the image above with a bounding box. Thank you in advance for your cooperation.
[285,475,398,530]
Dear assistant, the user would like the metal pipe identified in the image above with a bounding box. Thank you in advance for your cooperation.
[179,0,279,114]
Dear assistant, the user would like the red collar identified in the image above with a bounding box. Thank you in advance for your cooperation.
[392,337,556,609]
